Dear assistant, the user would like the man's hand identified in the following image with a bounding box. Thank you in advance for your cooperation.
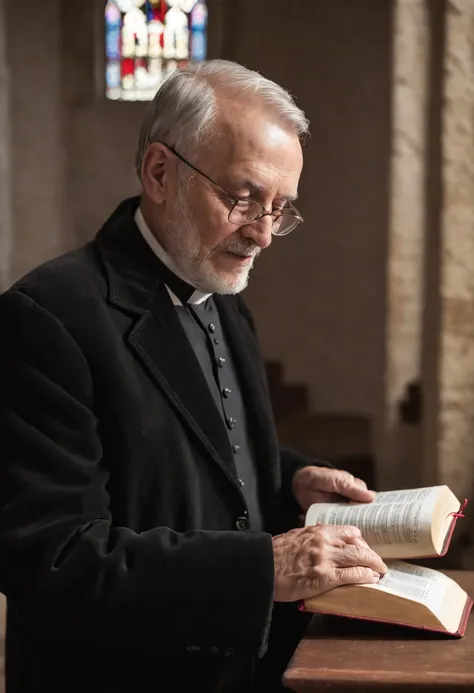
[292,466,376,513]
[272,524,386,602]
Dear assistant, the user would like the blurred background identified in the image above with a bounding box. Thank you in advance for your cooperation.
[1,0,474,685]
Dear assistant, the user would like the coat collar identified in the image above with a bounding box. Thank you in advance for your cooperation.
[96,197,162,316]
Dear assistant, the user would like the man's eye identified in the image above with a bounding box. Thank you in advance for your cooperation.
[218,190,238,201]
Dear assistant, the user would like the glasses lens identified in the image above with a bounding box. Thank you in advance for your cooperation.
[272,215,301,236]
[228,200,303,236]
[229,200,262,225]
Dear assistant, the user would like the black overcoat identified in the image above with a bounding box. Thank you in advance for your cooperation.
[0,198,318,692]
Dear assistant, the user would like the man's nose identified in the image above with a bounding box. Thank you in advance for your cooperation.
[240,214,273,250]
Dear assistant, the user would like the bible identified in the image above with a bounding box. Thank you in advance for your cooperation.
[301,486,472,636]
[305,485,465,559]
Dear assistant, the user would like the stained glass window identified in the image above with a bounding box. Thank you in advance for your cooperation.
[105,1,208,101]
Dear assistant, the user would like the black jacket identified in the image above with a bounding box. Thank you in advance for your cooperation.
[0,198,318,692]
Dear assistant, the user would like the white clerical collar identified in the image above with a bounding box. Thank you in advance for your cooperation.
[134,207,212,306]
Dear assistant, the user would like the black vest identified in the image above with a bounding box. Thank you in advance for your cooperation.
[150,257,264,531]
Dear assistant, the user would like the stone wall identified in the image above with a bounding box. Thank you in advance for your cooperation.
[6,0,71,281]
[374,0,431,490]
[61,0,144,246]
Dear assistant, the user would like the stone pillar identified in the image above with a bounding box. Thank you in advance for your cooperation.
[422,0,474,504]
[375,0,430,490]
[0,0,13,291]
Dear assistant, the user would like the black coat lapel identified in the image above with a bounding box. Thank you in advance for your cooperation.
[129,290,237,480]
[96,198,237,483]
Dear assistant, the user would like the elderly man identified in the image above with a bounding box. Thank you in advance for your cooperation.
[0,60,385,693]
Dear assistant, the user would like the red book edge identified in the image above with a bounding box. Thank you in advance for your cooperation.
[298,595,473,637]
[413,497,468,559]
[439,498,468,556]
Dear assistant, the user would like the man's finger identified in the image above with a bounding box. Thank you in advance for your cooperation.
[307,491,346,504]
[345,534,369,549]
[331,566,382,588]
[337,543,387,574]
[325,524,363,540]
[354,477,368,489]
[328,470,376,502]
[344,484,376,503]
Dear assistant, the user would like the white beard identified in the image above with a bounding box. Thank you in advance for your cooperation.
[164,189,260,295]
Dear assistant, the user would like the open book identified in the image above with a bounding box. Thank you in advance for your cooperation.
[305,485,465,559]
[302,485,471,636]
[302,560,473,637]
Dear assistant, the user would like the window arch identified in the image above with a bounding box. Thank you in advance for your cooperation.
[105,1,208,101]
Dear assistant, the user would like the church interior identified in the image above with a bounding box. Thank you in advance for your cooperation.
[1,0,474,689]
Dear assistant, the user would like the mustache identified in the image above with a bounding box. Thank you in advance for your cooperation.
[214,239,261,257]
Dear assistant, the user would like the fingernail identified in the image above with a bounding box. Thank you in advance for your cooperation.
[372,571,381,579]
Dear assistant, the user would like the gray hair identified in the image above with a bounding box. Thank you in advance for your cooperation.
[135,59,309,179]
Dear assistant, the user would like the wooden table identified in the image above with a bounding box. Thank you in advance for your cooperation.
[283,571,474,692]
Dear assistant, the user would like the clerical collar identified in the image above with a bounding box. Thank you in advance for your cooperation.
[134,207,212,306]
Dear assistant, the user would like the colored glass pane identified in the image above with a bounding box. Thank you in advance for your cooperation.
[105,0,208,101]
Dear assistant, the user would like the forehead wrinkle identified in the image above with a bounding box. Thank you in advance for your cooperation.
[233,178,299,202]
[230,161,300,198]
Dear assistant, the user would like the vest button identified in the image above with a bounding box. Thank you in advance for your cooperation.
[213,338,219,345]
[227,417,236,429]
[232,445,240,453]
[208,323,216,333]
[238,478,245,487]
[223,388,232,398]
[217,357,226,367]
[186,644,201,654]
[236,517,249,531]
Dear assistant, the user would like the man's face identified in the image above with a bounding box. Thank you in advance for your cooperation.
[162,102,304,294]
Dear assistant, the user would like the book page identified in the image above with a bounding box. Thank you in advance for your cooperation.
[305,486,441,557]
[361,561,450,614]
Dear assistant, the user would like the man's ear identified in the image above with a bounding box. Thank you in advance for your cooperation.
[141,142,171,204]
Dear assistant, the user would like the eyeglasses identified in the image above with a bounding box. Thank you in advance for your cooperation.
[160,142,304,236]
